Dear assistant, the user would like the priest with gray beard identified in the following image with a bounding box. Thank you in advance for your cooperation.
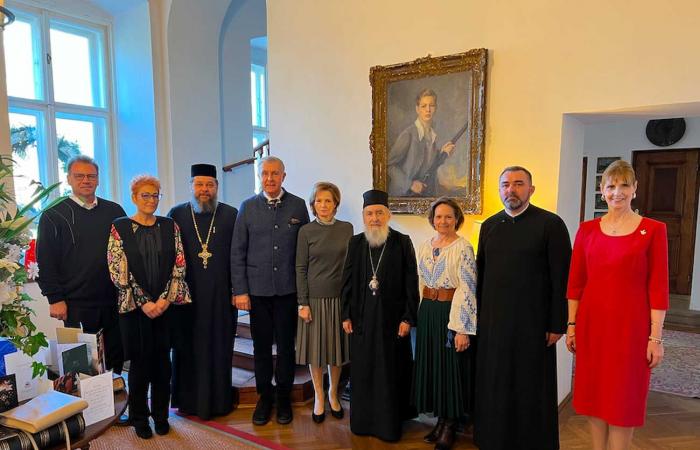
[167,164,238,420]
[341,189,419,442]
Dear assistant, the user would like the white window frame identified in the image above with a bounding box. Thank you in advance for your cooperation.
[6,1,116,201]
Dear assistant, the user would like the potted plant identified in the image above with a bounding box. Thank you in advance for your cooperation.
[0,155,60,377]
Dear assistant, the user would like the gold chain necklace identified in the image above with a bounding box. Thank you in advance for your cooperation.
[190,203,218,269]
[607,211,634,235]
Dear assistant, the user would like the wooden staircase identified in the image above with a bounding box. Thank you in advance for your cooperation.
[232,312,314,406]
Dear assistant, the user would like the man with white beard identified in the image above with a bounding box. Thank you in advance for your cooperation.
[341,189,419,442]
[167,164,238,420]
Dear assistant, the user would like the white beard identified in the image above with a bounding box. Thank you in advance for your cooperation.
[364,224,390,247]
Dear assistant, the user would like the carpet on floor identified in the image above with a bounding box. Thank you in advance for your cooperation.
[649,329,700,398]
[89,412,288,450]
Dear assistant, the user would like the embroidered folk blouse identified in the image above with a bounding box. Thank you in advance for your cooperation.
[107,221,191,313]
[417,236,477,335]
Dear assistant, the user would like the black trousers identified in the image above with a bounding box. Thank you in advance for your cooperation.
[128,348,171,426]
[65,304,124,374]
[249,294,297,398]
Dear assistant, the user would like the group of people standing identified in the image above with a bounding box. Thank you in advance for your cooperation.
[36,154,668,450]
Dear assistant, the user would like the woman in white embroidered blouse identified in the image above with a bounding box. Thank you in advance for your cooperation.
[414,197,477,450]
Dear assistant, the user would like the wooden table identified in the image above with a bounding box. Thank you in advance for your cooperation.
[46,390,128,450]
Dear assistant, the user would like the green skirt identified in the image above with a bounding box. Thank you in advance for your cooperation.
[413,298,475,420]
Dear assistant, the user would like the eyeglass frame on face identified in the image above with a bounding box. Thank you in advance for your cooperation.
[138,193,162,201]
[70,173,98,181]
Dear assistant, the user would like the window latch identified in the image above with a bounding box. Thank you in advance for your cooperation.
[46,53,52,65]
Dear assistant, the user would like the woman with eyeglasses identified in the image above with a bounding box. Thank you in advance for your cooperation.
[107,175,191,440]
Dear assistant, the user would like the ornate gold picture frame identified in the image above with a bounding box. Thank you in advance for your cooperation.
[370,49,487,215]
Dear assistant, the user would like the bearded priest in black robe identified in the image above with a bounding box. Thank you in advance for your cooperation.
[474,166,572,450]
[341,189,419,442]
[168,164,238,420]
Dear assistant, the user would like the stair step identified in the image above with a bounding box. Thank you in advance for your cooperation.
[232,366,314,406]
[665,309,700,331]
[236,312,252,339]
[233,337,276,371]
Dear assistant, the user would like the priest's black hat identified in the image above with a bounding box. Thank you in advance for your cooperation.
[191,164,217,179]
[362,189,389,208]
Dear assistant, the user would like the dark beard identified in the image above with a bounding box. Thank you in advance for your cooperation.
[190,196,218,214]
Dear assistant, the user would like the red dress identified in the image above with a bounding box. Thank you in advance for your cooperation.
[567,217,668,427]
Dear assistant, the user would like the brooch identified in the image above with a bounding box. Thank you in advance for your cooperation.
[640,229,647,235]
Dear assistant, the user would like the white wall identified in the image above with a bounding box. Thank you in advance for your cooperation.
[580,117,700,310]
[267,0,700,403]
[112,1,158,213]
[166,0,231,203]
[219,0,266,208]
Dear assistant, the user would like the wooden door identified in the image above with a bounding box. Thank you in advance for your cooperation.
[633,150,700,295]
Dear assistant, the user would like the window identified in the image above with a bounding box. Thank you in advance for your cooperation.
[4,5,113,208]
[250,37,268,194]
[250,62,267,147]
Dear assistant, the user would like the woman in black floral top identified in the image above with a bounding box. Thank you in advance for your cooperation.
[107,175,190,440]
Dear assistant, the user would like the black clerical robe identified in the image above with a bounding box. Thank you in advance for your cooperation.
[168,202,238,420]
[341,228,419,442]
[474,205,571,450]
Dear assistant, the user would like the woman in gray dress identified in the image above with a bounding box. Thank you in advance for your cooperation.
[296,182,353,423]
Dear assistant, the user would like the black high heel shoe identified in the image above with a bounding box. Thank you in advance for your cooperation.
[424,417,446,443]
[312,410,326,423]
[330,403,344,419]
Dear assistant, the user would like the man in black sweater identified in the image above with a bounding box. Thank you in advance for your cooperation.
[36,156,126,377]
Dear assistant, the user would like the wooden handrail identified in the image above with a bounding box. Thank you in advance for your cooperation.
[223,139,269,172]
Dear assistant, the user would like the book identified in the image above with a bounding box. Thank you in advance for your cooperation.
[77,329,106,376]
[0,376,18,414]
[57,344,90,377]
[0,413,85,450]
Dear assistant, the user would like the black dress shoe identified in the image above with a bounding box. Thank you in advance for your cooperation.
[154,420,170,435]
[434,420,456,450]
[134,424,153,439]
[252,395,273,425]
[424,417,446,443]
[311,410,325,423]
[276,396,293,424]
[330,404,344,420]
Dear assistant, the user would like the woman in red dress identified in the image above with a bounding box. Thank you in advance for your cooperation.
[566,160,668,450]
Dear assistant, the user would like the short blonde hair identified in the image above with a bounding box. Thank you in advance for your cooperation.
[601,160,636,189]
[130,174,161,196]
[308,182,341,216]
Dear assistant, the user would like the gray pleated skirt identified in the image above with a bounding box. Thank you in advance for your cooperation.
[295,296,350,367]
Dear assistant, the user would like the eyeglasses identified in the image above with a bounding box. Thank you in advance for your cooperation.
[139,193,162,201]
[71,173,98,181]
[193,182,217,189]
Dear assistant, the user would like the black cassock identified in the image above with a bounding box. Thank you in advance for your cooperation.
[168,202,238,420]
[474,205,571,450]
[341,228,419,442]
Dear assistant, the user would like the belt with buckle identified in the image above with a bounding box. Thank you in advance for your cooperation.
[422,287,456,302]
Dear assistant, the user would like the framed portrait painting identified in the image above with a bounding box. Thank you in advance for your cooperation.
[370,49,488,214]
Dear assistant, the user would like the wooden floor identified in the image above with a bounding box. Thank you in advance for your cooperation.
[209,391,700,449]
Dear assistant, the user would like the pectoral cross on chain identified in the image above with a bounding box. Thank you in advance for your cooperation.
[198,244,212,269]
